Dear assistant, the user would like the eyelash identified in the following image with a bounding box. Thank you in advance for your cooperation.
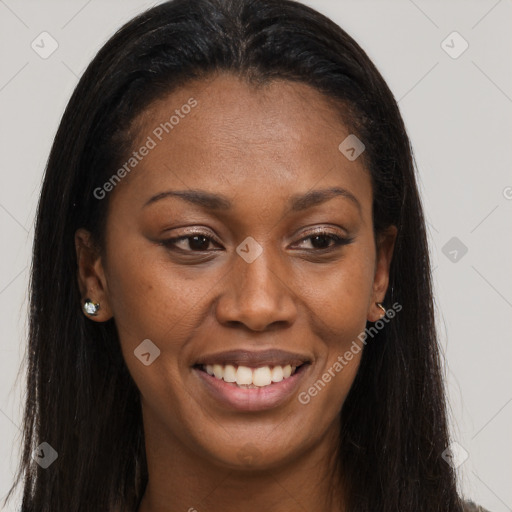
[160,230,354,254]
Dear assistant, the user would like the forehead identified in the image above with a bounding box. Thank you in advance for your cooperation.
[109,73,371,212]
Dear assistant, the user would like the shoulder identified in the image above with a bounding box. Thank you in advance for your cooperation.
[463,500,492,512]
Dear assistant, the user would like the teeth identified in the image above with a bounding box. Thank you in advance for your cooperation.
[253,367,272,386]
[201,363,299,387]
[223,364,237,382]
[236,366,253,385]
[271,365,283,382]
[213,364,223,379]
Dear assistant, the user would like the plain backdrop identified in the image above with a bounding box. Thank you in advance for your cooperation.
[1,1,511,511]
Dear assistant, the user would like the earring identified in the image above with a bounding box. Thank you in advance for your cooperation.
[376,302,386,318]
[83,298,100,316]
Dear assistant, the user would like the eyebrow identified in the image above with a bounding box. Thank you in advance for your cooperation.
[143,186,361,214]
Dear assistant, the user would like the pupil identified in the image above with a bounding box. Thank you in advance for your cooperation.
[190,235,209,250]
[311,235,330,249]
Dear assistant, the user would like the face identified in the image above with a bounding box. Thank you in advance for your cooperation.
[76,73,396,472]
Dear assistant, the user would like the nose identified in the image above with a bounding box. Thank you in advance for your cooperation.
[215,246,298,332]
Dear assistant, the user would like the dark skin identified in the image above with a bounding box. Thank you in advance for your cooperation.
[76,74,397,512]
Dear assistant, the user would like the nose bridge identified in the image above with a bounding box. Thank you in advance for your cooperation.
[215,239,297,330]
[238,242,281,297]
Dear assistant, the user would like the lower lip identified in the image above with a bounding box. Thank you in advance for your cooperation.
[193,365,310,412]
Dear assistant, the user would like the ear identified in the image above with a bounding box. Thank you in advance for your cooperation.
[368,225,397,322]
[75,228,113,322]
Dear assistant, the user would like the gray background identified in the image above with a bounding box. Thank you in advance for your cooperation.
[1,0,511,510]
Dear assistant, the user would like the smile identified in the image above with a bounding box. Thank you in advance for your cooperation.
[200,363,301,388]
[193,363,311,412]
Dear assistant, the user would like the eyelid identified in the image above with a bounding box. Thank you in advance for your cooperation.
[164,227,220,242]
[295,226,348,238]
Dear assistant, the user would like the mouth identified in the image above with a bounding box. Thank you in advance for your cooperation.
[192,361,311,412]
[191,348,312,411]
[193,362,309,389]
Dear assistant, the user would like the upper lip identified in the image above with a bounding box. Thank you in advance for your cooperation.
[194,349,311,368]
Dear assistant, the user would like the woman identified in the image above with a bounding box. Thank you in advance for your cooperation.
[4,0,490,510]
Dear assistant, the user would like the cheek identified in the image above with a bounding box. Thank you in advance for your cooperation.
[103,239,228,395]
[294,244,374,408]
[104,254,198,411]
[105,236,201,333]
[298,246,375,338]
[101,243,193,380]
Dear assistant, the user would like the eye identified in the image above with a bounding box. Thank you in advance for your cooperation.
[160,232,220,252]
[293,230,354,251]
[160,229,354,254]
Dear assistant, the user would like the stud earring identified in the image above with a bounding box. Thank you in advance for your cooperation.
[83,298,100,316]
[376,302,386,318]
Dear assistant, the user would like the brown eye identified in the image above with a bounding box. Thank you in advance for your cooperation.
[294,231,354,251]
[309,234,336,249]
[161,233,219,252]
